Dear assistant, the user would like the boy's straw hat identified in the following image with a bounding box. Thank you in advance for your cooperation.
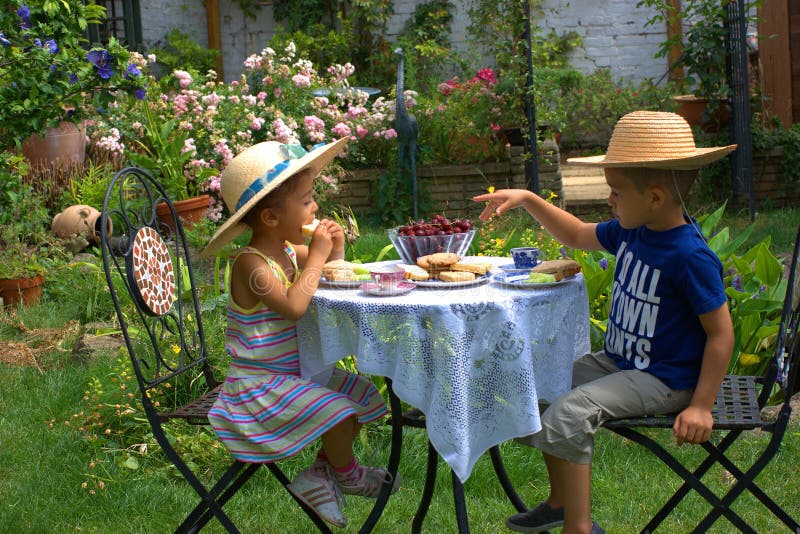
[567,111,736,169]
[201,137,349,258]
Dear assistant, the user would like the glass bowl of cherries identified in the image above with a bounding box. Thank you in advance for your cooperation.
[387,215,476,264]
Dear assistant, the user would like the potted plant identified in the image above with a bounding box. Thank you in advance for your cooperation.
[638,0,760,132]
[0,153,59,307]
[0,0,147,166]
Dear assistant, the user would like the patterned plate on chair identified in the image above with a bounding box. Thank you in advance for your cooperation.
[127,226,175,316]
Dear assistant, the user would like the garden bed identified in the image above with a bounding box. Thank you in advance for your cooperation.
[335,145,563,217]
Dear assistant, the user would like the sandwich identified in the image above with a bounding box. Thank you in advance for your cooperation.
[322,259,371,282]
[302,219,320,237]
[528,259,582,281]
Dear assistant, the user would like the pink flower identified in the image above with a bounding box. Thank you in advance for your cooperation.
[251,116,265,130]
[356,125,368,139]
[304,115,325,131]
[475,68,497,85]
[332,122,351,138]
[383,128,397,140]
[292,73,311,88]
[490,123,501,133]
[257,91,267,101]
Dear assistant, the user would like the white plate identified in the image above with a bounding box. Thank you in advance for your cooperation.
[490,271,573,289]
[414,275,490,289]
[360,281,416,296]
[319,276,371,288]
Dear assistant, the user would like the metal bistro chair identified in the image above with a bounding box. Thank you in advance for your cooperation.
[99,167,397,533]
[603,222,800,533]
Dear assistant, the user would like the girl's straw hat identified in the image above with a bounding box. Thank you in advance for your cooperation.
[201,137,349,258]
[567,111,736,169]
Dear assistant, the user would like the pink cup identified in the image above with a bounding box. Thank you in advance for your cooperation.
[369,265,405,290]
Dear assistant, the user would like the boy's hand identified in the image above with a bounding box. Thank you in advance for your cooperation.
[473,189,533,221]
[673,405,713,445]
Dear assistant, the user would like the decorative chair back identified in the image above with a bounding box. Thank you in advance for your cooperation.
[99,167,219,417]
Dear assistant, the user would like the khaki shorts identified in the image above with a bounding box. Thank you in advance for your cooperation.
[519,351,693,464]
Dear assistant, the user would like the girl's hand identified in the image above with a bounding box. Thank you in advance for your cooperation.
[321,219,345,254]
[308,222,334,261]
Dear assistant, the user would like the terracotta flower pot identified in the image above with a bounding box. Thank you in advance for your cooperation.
[0,274,45,308]
[156,195,211,232]
[21,121,87,169]
[51,205,112,245]
[672,95,729,133]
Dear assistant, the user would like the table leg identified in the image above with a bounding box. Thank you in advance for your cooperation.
[358,378,404,533]
[452,470,470,533]
[411,440,439,534]
[490,445,527,512]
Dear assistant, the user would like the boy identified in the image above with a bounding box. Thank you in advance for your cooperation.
[473,111,736,534]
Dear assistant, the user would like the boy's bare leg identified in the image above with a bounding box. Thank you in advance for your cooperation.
[543,452,594,534]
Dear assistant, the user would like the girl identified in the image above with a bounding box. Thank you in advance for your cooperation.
[201,138,398,528]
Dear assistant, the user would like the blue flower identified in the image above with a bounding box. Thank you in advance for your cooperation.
[134,88,147,100]
[68,73,79,85]
[86,49,114,79]
[34,37,42,47]
[599,258,609,270]
[732,275,743,292]
[125,63,141,78]
[0,33,11,47]
[16,5,31,24]
[559,246,567,259]
[45,39,58,53]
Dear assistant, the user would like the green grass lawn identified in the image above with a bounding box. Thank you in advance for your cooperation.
[2,347,798,533]
[2,206,799,533]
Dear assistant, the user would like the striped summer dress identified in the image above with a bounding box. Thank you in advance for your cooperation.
[208,243,388,463]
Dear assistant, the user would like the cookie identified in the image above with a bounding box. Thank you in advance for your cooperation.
[403,264,430,281]
[438,271,476,283]
[451,261,492,275]
[427,252,460,269]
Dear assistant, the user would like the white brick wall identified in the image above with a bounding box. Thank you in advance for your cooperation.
[139,0,668,85]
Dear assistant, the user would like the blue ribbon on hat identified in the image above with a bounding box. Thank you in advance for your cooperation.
[235,142,326,211]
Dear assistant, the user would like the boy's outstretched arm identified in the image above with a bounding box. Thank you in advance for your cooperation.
[673,303,734,445]
[473,189,602,251]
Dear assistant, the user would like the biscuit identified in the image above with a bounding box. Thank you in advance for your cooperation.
[416,254,432,269]
[451,262,492,275]
[403,264,430,281]
[438,271,476,283]
[427,252,460,269]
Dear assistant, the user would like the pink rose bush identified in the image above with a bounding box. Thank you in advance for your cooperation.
[416,67,508,164]
[86,42,397,221]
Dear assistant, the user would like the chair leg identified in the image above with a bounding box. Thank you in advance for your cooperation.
[411,440,439,534]
[176,460,251,534]
[489,445,527,512]
[636,429,743,532]
[695,427,800,532]
[610,427,753,532]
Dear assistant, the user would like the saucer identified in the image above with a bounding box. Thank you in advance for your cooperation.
[498,263,532,273]
[361,281,416,297]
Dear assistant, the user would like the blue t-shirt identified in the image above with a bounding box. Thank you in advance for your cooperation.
[596,219,727,390]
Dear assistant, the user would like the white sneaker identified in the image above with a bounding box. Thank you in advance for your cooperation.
[336,465,401,498]
[287,467,347,528]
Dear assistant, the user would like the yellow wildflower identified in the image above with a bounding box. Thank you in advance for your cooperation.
[487,185,496,194]
[171,344,181,354]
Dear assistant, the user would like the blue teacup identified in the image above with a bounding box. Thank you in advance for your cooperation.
[510,247,540,269]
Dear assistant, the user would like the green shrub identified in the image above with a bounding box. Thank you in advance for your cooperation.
[150,29,220,78]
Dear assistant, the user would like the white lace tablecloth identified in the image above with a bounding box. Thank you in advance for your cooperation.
[297,257,591,482]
